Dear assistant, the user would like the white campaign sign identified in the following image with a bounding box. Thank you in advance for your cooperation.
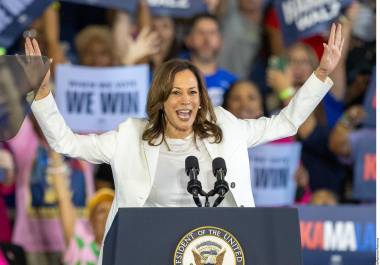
[55,64,149,133]
[248,142,301,206]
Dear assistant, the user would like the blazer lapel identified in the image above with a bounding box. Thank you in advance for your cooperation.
[202,138,221,161]
[142,138,161,186]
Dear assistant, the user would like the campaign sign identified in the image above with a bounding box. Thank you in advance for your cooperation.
[349,129,376,201]
[61,0,207,18]
[249,142,301,206]
[274,0,352,45]
[55,64,149,133]
[61,0,137,13]
[362,66,376,128]
[298,205,375,265]
[0,0,53,48]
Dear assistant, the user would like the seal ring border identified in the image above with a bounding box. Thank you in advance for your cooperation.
[173,225,245,265]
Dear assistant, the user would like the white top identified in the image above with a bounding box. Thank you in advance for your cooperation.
[144,134,236,207]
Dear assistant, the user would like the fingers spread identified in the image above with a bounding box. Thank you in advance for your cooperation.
[32,38,42,56]
[25,37,34,55]
[335,23,342,47]
[339,38,345,53]
[328,23,336,47]
[139,27,150,39]
[25,42,29,56]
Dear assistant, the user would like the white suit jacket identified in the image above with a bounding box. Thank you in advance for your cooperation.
[31,73,332,263]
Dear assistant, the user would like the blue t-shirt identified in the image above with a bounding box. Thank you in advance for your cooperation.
[205,68,237,106]
[322,92,344,128]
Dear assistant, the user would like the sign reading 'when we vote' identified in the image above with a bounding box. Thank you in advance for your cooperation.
[55,64,149,133]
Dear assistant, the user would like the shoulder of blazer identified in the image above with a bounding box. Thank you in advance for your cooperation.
[214,106,240,127]
[117,117,148,135]
[213,106,249,145]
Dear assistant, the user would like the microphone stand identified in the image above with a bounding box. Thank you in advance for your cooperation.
[186,178,229,207]
[185,156,229,207]
[212,168,229,207]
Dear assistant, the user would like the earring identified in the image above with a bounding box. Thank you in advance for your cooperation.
[198,106,202,109]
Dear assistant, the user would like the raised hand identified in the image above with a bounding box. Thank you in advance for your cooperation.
[266,67,293,94]
[122,27,160,65]
[315,23,344,81]
[23,37,51,100]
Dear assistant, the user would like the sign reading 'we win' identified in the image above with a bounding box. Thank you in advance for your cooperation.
[55,64,149,133]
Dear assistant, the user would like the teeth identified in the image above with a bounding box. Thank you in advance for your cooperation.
[177,110,191,119]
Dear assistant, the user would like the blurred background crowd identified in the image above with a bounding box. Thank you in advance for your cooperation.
[0,0,376,264]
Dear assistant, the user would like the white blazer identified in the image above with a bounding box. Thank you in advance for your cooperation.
[31,72,332,262]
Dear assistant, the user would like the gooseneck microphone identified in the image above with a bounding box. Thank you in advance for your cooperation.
[212,157,229,207]
[185,156,202,207]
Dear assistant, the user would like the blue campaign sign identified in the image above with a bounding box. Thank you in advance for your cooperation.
[350,129,376,201]
[274,0,352,46]
[0,0,54,48]
[362,66,376,128]
[148,0,207,17]
[61,0,207,18]
[298,205,375,265]
[61,0,137,13]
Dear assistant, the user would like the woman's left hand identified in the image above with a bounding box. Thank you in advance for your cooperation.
[315,23,344,81]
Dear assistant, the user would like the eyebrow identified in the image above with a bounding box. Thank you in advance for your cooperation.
[172,86,197,90]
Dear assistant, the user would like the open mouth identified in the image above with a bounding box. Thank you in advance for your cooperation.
[176,109,192,121]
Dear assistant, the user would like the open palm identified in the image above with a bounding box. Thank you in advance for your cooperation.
[318,23,344,76]
[22,37,51,100]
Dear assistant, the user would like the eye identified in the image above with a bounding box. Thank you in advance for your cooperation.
[171,90,180,95]
[190,90,198,95]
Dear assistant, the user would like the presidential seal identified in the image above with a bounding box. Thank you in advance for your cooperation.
[174,226,245,265]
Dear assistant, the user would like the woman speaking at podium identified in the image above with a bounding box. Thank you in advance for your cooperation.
[28,24,344,262]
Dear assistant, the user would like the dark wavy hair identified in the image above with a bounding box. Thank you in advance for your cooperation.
[142,59,223,145]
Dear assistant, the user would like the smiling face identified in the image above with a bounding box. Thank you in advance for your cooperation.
[187,17,222,63]
[225,81,263,119]
[163,69,200,138]
[288,44,316,88]
[152,16,175,55]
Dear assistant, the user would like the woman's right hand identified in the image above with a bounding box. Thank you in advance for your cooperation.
[24,37,51,100]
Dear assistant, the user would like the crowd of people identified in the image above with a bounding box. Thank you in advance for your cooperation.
[0,0,376,264]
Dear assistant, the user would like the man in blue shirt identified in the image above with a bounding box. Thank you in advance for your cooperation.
[185,14,237,106]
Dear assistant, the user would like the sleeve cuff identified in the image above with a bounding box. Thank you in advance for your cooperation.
[311,72,334,89]
[31,92,59,123]
[31,92,57,113]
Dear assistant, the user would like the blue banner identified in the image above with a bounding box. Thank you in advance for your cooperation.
[363,66,376,128]
[274,0,352,46]
[61,0,207,18]
[349,129,376,201]
[61,0,137,13]
[0,0,53,48]
[298,205,375,265]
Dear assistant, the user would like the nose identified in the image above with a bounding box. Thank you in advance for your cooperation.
[180,93,191,105]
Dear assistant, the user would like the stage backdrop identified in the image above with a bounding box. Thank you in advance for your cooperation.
[298,205,375,265]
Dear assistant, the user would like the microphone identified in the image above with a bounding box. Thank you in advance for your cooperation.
[185,156,202,207]
[212,157,229,207]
